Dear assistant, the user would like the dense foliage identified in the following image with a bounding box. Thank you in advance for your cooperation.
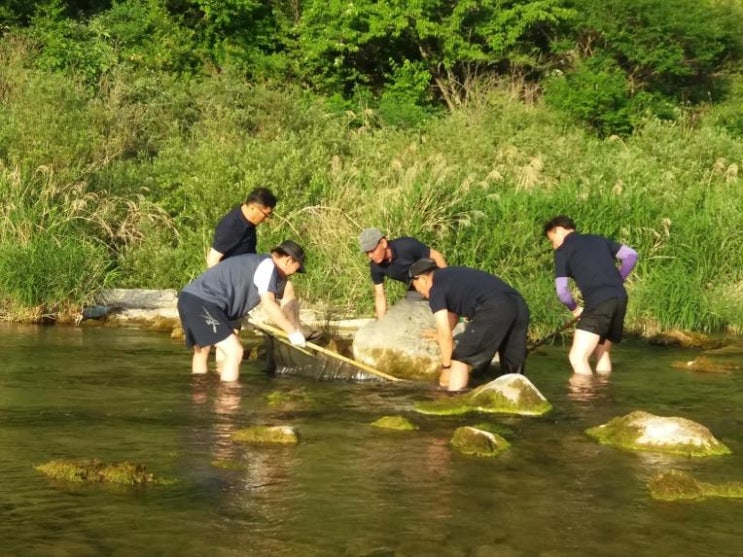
[1,0,743,335]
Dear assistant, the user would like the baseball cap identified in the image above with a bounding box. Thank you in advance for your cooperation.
[271,240,306,273]
[407,258,439,284]
[358,227,384,253]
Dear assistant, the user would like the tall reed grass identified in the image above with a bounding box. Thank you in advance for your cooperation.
[2,36,742,334]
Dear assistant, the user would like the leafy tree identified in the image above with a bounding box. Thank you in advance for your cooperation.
[292,0,575,109]
[546,0,743,134]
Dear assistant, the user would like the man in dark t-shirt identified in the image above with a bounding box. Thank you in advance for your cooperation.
[207,187,277,267]
[543,215,638,377]
[358,227,447,319]
[408,258,530,391]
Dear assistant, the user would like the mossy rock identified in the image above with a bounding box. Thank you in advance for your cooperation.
[586,410,731,457]
[671,356,739,374]
[648,330,723,350]
[371,415,419,431]
[36,459,164,486]
[266,388,313,409]
[231,425,299,445]
[414,374,551,416]
[648,470,743,501]
[450,426,510,457]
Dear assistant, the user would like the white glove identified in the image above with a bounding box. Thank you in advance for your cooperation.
[288,330,306,347]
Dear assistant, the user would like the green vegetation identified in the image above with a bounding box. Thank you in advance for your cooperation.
[1,1,743,336]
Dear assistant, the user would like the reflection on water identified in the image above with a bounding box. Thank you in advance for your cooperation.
[1,324,742,556]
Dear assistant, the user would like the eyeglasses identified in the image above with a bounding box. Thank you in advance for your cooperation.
[256,206,273,219]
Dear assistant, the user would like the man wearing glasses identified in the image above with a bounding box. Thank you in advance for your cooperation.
[206,187,277,268]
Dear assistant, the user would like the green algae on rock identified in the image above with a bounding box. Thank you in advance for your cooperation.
[586,410,731,457]
[371,415,419,431]
[36,459,160,486]
[450,426,510,457]
[231,425,299,445]
[648,470,743,501]
[266,388,313,409]
[414,374,552,416]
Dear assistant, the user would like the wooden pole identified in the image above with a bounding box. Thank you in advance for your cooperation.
[252,322,405,382]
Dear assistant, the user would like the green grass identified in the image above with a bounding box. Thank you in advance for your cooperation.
[1,37,743,333]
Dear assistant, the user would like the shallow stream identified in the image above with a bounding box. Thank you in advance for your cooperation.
[1,324,741,556]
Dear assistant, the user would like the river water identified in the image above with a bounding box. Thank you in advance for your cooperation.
[1,323,741,556]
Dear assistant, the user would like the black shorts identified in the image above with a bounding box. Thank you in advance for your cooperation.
[577,296,627,344]
[452,294,530,374]
[177,292,235,349]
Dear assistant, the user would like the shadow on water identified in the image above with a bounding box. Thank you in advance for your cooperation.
[1,324,742,556]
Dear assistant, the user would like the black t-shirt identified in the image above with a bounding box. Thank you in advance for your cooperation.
[370,237,431,285]
[428,266,521,318]
[211,206,257,259]
[553,232,625,307]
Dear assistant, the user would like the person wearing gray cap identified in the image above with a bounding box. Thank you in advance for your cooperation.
[408,258,530,391]
[177,240,307,382]
[358,227,447,319]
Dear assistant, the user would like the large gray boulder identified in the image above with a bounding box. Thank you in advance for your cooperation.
[352,297,443,381]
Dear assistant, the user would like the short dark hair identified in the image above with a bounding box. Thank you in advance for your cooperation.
[245,187,277,208]
[543,215,576,236]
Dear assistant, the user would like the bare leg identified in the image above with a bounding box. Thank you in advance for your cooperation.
[215,327,240,372]
[192,345,211,374]
[594,340,613,374]
[447,361,471,392]
[569,329,601,375]
[215,334,244,382]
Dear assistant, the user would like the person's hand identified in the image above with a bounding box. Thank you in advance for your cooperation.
[421,329,438,341]
[288,331,306,347]
[571,306,583,318]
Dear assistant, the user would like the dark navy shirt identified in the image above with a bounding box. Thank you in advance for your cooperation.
[211,206,257,259]
[370,237,431,285]
[553,232,626,307]
[428,266,521,318]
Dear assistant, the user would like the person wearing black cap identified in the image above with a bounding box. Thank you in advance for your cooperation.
[358,227,447,319]
[408,258,530,391]
[177,240,307,382]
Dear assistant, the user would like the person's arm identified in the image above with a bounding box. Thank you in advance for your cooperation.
[206,248,224,268]
[555,277,577,312]
[260,291,301,337]
[373,283,387,319]
[433,309,455,367]
[616,245,639,280]
[429,248,447,269]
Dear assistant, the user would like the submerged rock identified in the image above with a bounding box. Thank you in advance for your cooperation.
[36,459,159,486]
[648,470,743,502]
[450,426,510,457]
[371,415,419,431]
[648,330,723,350]
[671,356,739,374]
[414,374,552,416]
[586,410,731,457]
[266,388,313,410]
[231,425,299,445]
